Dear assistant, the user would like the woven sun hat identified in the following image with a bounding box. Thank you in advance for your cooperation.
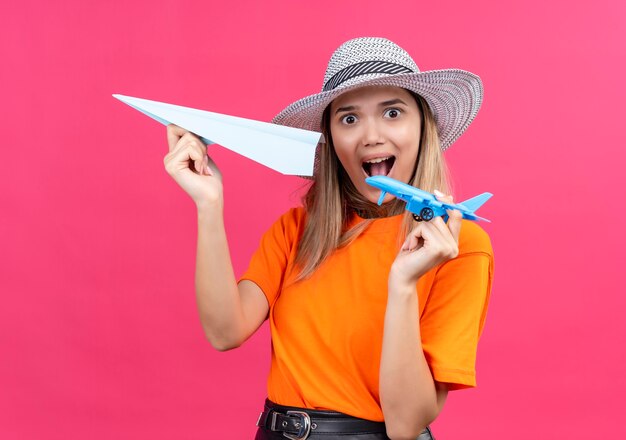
[272,36,484,156]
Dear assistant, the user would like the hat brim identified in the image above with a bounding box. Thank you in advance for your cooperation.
[272,68,483,152]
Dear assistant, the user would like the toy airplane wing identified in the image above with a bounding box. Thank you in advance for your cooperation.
[375,190,421,205]
[460,212,491,222]
[113,94,322,176]
[369,176,426,205]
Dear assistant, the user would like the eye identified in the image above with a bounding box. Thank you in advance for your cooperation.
[340,114,358,125]
[384,108,401,119]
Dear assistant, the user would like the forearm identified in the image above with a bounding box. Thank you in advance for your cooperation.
[379,283,437,440]
[195,202,245,350]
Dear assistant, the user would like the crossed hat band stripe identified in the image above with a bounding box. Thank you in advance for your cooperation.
[323,60,414,92]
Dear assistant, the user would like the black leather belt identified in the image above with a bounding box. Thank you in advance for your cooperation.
[256,399,433,440]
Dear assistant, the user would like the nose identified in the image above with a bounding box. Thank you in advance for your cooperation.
[361,118,385,147]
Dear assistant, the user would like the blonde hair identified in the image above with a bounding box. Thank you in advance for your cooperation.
[292,91,453,281]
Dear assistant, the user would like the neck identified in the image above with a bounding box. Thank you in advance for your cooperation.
[351,200,405,219]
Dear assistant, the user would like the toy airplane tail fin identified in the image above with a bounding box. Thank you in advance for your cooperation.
[458,192,493,213]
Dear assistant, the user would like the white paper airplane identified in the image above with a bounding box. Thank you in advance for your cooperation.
[113,94,321,176]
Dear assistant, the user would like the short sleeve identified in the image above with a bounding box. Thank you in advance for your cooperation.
[419,221,494,391]
[238,208,303,308]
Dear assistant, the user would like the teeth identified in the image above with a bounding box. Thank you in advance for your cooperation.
[364,156,391,164]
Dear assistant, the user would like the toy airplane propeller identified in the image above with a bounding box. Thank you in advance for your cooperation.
[112,94,322,176]
[366,176,492,223]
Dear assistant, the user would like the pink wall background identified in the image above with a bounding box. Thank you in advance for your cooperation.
[1,0,624,438]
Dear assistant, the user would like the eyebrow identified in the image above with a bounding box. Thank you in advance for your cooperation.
[334,98,409,114]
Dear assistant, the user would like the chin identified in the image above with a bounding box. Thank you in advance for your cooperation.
[359,186,396,205]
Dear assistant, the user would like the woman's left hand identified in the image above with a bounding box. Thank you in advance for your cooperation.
[389,191,463,289]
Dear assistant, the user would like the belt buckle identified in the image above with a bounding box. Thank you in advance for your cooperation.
[284,411,311,440]
[270,410,311,440]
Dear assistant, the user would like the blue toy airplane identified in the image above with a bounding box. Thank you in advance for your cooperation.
[365,176,492,223]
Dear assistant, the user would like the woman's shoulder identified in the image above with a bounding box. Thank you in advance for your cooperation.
[274,206,306,228]
[263,206,306,241]
[458,219,493,257]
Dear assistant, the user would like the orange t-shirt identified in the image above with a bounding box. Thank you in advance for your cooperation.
[239,207,494,421]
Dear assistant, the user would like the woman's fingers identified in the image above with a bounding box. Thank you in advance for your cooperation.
[402,221,447,254]
[446,209,463,245]
[171,132,209,174]
[201,154,212,176]
[165,125,224,181]
[431,190,462,255]
[167,125,210,172]
[428,216,460,259]
[401,224,421,251]
[169,140,202,170]
[401,224,422,251]
[166,124,189,152]
[205,154,221,178]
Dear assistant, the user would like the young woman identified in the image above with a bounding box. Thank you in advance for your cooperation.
[164,37,494,440]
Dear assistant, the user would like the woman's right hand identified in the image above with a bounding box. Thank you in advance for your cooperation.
[163,124,223,208]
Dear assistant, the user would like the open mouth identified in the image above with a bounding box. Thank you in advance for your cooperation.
[362,156,396,177]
